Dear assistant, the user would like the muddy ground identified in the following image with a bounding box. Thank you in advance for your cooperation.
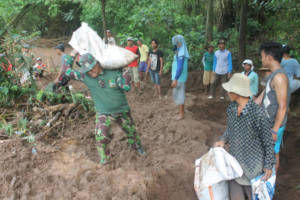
[0,48,299,200]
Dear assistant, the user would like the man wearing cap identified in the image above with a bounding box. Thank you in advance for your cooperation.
[125,37,141,92]
[241,59,259,97]
[54,43,74,91]
[62,53,144,164]
[215,73,275,200]
[209,39,233,99]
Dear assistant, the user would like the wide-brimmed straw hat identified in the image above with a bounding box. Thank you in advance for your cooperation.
[222,73,252,97]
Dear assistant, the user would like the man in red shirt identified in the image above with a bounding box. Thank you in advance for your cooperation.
[125,37,140,92]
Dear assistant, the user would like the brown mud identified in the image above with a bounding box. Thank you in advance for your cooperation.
[0,47,299,199]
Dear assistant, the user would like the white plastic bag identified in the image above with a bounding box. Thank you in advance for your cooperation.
[194,147,243,200]
[69,22,138,69]
[251,168,276,200]
[20,69,35,84]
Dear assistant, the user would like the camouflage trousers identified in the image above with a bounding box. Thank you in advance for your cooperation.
[95,111,141,163]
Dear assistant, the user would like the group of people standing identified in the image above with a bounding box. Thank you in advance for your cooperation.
[214,42,295,199]
[202,39,259,99]
[50,31,298,199]
[124,34,189,120]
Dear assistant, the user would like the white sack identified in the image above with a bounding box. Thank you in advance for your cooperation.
[197,181,229,200]
[194,147,243,200]
[69,22,138,69]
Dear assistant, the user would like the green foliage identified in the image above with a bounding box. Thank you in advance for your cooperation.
[0,123,13,136]
[2,0,300,71]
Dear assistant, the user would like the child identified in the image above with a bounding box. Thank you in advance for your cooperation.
[63,53,144,164]
[33,57,46,78]
[202,44,215,94]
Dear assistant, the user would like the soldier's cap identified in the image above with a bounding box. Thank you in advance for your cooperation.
[54,43,65,52]
[79,53,98,73]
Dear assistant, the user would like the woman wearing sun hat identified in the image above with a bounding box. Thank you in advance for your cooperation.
[215,73,275,200]
[241,59,259,97]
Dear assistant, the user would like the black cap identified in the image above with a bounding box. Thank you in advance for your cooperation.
[55,44,65,52]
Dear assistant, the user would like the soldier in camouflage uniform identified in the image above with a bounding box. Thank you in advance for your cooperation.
[63,53,144,164]
[53,44,74,91]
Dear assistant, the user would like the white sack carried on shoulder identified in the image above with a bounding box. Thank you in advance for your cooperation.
[194,147,243,200]
[69,22,138,69]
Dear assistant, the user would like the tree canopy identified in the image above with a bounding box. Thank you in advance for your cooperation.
[1,0,300,69]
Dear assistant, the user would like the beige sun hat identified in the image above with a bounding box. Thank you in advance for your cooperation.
[222,73,252,97]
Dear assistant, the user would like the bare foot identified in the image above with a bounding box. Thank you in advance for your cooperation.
[175,114,184,120]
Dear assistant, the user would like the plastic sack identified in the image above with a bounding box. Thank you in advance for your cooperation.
[20,69,35,84]
[194,147,243,200]
[197,181,229,200]
[251,168,276,200]
[69,22,138,69]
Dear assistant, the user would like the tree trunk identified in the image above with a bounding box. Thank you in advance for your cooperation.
[218,0,235,32]
[238,0,248,65]
[205,0,214,44]
[100,0,108,44]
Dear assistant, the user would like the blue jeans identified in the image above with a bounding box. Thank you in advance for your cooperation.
[150,70,160,85]
[138,61,147,72]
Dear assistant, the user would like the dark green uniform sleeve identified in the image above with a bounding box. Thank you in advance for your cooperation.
[64,68,85,81]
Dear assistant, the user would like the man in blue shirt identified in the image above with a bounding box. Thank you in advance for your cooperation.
[209,39,233,99]
[281,45,300,93]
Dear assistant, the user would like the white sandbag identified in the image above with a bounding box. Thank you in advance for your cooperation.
[69,22,138,69]
[197,181,229,200]
[194,147,243,200]
[251,168,276,200]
